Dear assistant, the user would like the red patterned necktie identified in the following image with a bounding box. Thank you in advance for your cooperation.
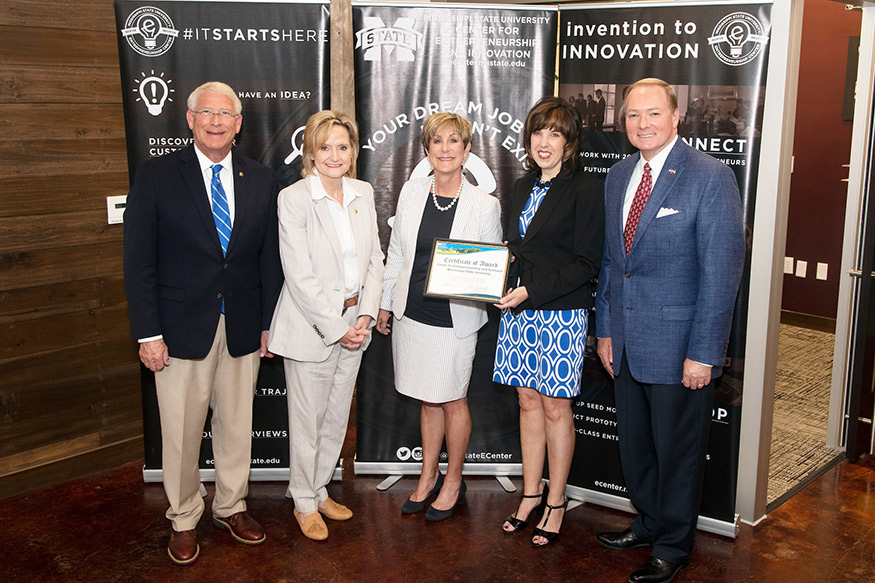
[624,162,652,256]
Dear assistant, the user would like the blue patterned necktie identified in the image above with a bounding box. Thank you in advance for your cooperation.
[519,180,551,238]
[211,164,232,255]
[211,164,231,314]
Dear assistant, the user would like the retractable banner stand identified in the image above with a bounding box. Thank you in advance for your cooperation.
[114,0,330,481]
[559,1,770,535]
[352,3,557,476]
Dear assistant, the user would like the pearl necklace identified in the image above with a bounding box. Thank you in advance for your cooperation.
[431,175,463,212]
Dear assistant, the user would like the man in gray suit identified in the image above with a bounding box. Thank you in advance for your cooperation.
[595,78,745,583]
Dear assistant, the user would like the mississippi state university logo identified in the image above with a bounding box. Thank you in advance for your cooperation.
[121,6,179,57]
[355,17,423,62]
[707,12,768,66]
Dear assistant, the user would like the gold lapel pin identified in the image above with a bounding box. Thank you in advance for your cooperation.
[354,209,359,214]
[239,171,244,177]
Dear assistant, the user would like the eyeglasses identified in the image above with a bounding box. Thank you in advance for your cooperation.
[191,109,239,119]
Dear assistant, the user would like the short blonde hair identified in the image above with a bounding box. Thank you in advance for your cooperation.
[187,82,242,115]
[301,110,359,178]
[420,113,473,155]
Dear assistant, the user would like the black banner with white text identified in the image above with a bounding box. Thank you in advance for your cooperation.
[114,0,330,477]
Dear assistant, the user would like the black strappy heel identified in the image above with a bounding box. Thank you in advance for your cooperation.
[502,482,548,534]
[532,497,568,546]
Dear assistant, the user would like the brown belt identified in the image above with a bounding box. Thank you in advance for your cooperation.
[342,295,359,315]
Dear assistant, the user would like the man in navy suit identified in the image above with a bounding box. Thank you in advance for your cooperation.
[124,82,282,565]
[595,78,745,583]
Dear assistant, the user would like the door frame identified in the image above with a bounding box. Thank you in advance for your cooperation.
[829,1,875,456]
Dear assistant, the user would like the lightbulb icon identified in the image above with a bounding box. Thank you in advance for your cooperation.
[137,15,161,49]
[727,24,749,58]
[134,71,173,116]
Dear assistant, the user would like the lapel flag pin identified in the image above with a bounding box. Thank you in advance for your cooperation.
[668,168,676,174]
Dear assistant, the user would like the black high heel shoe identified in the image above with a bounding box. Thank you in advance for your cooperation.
[502,482,548,534]
[425,479,466,521]
[401,472,444,514]
[532,497,568,547]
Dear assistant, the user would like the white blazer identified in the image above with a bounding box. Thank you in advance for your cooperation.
[380,176,502,338]
[268,174,384,362]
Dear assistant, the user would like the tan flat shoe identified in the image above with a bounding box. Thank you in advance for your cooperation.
[318,498,353,521]
[294,509,328,541]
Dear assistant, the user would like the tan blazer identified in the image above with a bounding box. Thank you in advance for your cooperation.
[380,176,502,338]
[268,174,384,362]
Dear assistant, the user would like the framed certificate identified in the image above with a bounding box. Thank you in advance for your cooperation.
[424,239,510,303]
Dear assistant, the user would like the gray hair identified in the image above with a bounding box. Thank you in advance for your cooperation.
[186,82,242,115]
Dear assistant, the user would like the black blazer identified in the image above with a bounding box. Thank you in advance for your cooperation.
[505,169,605,313]
[123,144,283,359]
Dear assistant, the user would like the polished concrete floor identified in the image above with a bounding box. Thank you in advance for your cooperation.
[3,449,874,583]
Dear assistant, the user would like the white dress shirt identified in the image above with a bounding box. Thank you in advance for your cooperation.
[309,173,360,298]
[622,135,678,226]
[193,146,236,223]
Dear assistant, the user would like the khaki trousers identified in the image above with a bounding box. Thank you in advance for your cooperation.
[155,315,260,531]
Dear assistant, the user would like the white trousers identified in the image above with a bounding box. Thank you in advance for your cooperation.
[284,309,363,513]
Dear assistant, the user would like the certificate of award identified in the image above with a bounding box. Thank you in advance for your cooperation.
[424,239,510,303]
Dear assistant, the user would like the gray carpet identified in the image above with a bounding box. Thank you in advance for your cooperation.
[767,324,842,507]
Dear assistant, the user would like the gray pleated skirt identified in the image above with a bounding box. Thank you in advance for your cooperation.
[391,316,478,404]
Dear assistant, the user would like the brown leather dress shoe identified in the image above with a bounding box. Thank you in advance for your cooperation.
[168,529,199,566]
[212,511,266,545]
[318,497,353,521]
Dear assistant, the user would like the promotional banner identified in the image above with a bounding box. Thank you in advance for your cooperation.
[114,0,330,479]
[352,3,557,473]
[559,1,769,528]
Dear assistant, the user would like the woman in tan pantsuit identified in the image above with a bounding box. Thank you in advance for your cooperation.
[375,113,501,521]
[268,111,384,541]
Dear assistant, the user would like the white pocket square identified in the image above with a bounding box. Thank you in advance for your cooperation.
[656,207,680,218]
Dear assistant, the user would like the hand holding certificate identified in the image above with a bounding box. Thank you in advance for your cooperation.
[425,239,510,303]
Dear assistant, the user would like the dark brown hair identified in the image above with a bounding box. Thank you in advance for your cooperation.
[522,96,581,173]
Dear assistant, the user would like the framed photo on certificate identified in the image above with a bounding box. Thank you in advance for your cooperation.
[424,239,510,303]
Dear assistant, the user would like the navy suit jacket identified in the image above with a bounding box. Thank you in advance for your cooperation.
[595,139,744,385]
[124,144,283,359]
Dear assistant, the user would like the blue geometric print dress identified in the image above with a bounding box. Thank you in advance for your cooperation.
[492,181,587,398]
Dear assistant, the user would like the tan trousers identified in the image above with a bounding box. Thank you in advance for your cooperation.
[285,308,362,513]
[155,315,261,531]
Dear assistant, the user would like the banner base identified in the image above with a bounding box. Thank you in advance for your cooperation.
[565,484,739,539]
[353,460,522,476]
[142,465,344,484]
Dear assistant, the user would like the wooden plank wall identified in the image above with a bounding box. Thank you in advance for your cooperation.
[0,0,143,499]
[0,0,358,501]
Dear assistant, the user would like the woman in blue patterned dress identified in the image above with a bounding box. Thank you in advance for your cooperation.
[493,97,605,546]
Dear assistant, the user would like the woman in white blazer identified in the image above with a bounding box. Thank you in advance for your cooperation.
[376,113,502,521]
[268,111,384,541]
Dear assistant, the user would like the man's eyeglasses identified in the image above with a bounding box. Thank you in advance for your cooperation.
[191,109,239,119]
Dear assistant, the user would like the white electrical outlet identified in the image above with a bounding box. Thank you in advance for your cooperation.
[107,195,127,224]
